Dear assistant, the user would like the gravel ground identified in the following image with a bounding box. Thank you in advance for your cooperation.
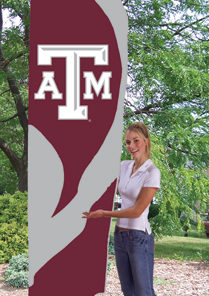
[103,257,209,296]
[0,257,209,296]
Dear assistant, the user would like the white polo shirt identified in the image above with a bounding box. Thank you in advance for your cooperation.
[116,159,160,234]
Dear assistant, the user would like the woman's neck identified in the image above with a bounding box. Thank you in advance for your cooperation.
[133,157,149,171]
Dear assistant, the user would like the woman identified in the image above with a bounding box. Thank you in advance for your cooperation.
[83,122,160,296]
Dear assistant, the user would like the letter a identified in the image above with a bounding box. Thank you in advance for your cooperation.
[34,72,63,100]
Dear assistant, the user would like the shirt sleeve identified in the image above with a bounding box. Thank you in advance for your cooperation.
[143,166,161,189]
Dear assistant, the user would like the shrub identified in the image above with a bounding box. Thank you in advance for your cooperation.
[5,254,29,288]
[0,192,28,263]
[0,223,28,263]
[0,191,27,225]
[5,253,28,273]
[5,270,28,288]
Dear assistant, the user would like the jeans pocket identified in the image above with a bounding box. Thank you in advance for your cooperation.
[114,231,122,243]
[129,231,146,244]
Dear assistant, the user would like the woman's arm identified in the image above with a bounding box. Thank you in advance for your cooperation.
[82,187,158,219]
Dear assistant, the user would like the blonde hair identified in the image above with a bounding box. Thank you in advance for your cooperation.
[126,122,151,158]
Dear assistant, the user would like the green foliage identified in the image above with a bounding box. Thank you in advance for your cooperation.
[0,150,18,193]
[108,235,115,255]
[148,202,160,219]
[0,0,208,235]
[4,253,29,288]
[125,0,209,179]
[0,222,28,263]
[0,192,28,263]
[0,191,28,224]
[0,0,29,192]
[122,0,209,234]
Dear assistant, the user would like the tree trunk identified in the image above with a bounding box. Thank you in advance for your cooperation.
[17,162,28,192]
[0,137,28,192]
[0,3,28,193]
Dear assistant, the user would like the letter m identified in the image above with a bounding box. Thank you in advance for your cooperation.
[83,72,112,100]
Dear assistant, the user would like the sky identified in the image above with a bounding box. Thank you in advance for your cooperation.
[2,9,21,30]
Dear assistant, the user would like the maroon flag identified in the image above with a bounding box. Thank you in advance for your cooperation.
[28,0,127,295]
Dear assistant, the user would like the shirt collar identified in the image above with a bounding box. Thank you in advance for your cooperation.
[130,159,152,176]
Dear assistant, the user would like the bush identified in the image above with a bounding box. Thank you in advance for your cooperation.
[0,223,28,263]
[0,192,28,263]
[0,191,28,225]
[5,254,29,288]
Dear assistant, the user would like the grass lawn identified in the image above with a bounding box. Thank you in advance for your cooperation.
[109,218,209,261]
[155,236,209,261]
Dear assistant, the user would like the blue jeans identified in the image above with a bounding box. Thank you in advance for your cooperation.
[114,226,156,296]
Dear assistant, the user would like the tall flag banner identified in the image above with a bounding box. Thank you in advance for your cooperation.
[28,0,127,295]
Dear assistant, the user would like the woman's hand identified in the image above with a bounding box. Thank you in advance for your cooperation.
[82,209,104,219]
[82,188,159,219]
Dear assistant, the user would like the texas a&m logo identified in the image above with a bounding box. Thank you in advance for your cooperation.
[34,44,112,120]
[29,0,127,294]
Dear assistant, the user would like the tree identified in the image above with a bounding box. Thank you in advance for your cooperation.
[122,0,209,235]
[0,0,208,235]
[0,0,29,192]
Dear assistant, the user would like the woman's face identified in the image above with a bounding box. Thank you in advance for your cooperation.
[125,130,147,161]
